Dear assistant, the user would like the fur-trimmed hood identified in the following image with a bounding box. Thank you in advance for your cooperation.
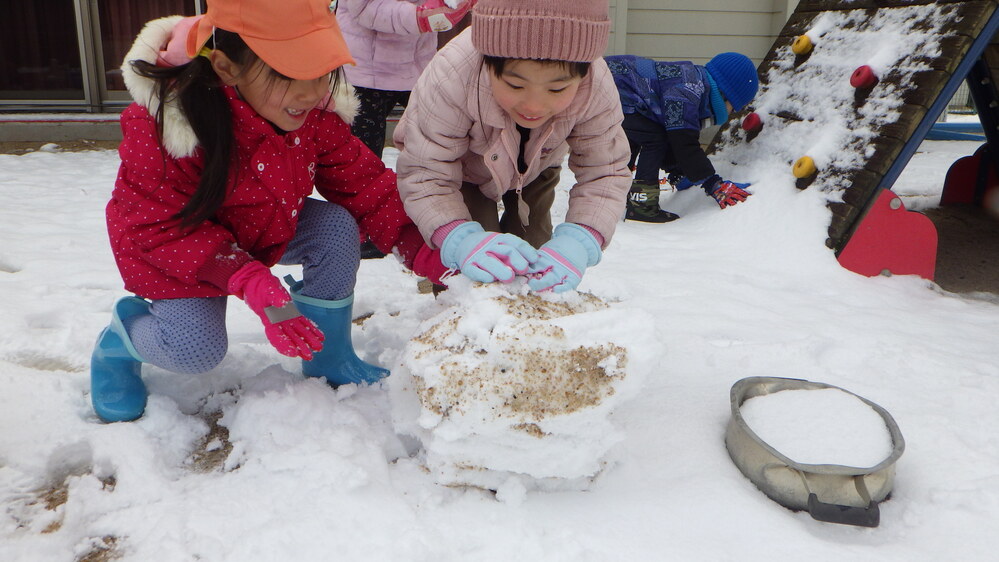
[121,16,360,159]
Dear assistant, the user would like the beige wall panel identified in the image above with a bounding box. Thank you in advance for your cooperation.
[627,35,775,64]
[628,11,775,36]
[630,0,773,12]
[607,0,795,60]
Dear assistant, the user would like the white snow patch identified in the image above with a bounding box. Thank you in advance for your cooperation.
[740,387,894,467]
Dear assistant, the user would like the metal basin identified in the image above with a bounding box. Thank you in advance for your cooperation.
[725,377,905,527]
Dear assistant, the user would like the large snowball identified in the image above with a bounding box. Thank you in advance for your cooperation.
[389,279,654,492]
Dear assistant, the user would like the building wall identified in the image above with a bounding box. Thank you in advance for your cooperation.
[609,0,800,64]
[1,0,800,117]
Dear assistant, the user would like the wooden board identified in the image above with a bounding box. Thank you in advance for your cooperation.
[708,0,999,252]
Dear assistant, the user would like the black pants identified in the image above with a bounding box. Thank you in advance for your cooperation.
[353,87,411,159]
[623,113,674,185]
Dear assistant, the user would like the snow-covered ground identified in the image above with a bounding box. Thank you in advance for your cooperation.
[1,137,997,561]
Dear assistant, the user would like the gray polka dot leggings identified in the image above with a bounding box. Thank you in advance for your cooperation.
[124,198,361,374]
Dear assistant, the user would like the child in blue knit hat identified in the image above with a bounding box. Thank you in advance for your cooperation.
[606,52,759,222]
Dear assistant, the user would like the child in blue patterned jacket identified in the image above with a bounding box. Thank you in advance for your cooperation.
[606,53,759,222]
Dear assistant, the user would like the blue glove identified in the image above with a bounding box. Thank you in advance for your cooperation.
[702,175,752,208]
[526,223,602,293]
[439,221,539,283]
[667,172,697,191]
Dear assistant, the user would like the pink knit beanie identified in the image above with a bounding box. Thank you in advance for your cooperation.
[471,0,611,63]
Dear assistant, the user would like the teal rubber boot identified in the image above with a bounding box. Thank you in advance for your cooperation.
[286,278,389,386]
[90,297,149,422]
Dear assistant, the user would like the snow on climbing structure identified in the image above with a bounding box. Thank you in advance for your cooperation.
[709,0,999,254]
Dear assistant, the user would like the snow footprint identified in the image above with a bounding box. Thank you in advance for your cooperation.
[186,411,235,473]
[4,440,120,559]
[0,257,20,273]
[5,350,83,372]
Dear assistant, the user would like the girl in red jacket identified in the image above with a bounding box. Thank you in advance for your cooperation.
[92,0,444,423]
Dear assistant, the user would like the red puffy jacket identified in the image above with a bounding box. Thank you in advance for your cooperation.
[107,86,422,299]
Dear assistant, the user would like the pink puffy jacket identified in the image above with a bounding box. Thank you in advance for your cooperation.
[393,30,632,247]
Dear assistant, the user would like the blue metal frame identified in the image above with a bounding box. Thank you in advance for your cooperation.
[965,58,999,156]
[877,8,999,194]
[925,122,985,141]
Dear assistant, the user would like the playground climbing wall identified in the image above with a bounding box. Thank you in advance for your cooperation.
[708,0,999,259]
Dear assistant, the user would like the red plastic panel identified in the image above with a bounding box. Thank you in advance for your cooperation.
[838,189,937,280]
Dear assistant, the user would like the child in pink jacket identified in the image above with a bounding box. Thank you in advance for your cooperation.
[393,0,632,293]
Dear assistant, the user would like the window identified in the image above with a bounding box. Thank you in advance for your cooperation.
[0,1,84,100]
[98,0,199,92]
[0,0,204,109]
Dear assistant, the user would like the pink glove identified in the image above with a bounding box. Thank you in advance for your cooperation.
[416,0,474,33]
[227,262,324,360]
[156,15,203,67]
[412,244,450,286]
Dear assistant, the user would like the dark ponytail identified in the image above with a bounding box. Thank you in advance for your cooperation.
[129,30,251,229]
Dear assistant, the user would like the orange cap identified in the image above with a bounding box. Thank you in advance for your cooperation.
[186,0,354,80]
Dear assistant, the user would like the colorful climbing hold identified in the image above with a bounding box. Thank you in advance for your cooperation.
[793,156,817,179]
[792,35,813,56]
[850,65,879,89]
[742,112,763,133]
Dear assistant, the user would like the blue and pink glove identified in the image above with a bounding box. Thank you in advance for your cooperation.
[439,221,538,283]
[227,261,324,360]
[702,175,752,208]
[416,0,474,33]
[526,223,602,294]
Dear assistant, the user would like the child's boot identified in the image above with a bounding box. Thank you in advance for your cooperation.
[625,180,679,223]
[91,297,149,422]
[286,279,389,386]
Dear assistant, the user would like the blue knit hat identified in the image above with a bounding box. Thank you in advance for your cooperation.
[704,53,759,112]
